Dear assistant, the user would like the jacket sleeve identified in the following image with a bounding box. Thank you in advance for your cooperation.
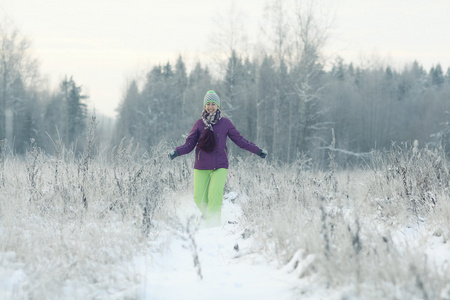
[227,119,260,154]
[175,120,200,155]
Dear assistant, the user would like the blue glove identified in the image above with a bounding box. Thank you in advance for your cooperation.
[168,150,179,160]
[257,149,268,159]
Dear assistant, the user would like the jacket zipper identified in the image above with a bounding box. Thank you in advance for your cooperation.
[197,150,201,161]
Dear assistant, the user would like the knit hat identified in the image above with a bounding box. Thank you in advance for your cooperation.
[203,90,220,108]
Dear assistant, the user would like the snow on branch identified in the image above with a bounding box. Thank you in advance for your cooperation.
[318,146,372,158]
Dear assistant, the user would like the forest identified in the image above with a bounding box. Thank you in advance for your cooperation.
[115,54,450,166]
[2,16,450,168]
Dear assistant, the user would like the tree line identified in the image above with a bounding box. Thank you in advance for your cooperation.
[115,54,450,166]
[0,20,89,155]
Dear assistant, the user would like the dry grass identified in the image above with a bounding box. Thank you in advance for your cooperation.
[0,138,190,298]
[226,142,450,299]
[1,136,449,299]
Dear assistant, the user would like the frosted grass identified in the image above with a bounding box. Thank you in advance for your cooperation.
[0,139,191,298]
[0,138,449,299]
[227,142,450,299]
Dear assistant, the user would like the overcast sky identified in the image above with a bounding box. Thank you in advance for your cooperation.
[1,0,449,118]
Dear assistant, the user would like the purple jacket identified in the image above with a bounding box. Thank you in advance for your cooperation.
[175,118,260,170]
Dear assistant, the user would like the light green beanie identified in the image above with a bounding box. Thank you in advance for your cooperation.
[203,90,220,107]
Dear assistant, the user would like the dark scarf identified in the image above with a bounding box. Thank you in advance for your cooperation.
[197,109,222,152]
[201,109,222,130]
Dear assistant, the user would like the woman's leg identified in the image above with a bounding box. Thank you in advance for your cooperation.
[205,168,228,226]
[193,169,212,215]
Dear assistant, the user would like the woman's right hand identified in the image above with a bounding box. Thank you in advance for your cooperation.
[168,150,179,160]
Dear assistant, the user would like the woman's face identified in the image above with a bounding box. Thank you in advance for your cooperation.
[205,102,218,114]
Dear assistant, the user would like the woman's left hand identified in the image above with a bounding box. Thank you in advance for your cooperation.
[257,149,268,159]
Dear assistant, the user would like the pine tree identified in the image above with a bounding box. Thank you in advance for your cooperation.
[116,80,140,141]
[175,56,188,120]
[431,64,444,87]
[11,76,39,153]
[223,50,245,117]
[186,62,214,120]
[60,76,88,147]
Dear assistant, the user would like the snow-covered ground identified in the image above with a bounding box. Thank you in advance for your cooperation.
[133,195,299,300]
[1,190,449,299]
[1,145,450,299]
[140,194,450,300]
[0,193,297,299]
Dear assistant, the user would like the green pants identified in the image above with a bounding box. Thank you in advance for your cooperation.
[193,168,228,227]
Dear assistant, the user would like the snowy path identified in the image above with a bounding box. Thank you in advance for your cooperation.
[133,195,299,300]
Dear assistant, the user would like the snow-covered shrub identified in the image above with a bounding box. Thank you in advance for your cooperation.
[369,141,449,217]
[368,141,450,242]
[0,137,189,298]
[227,144,450,299]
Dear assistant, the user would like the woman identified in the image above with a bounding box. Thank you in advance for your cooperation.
[169,90,267,227]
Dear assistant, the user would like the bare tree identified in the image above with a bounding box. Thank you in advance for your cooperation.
[259,0,293,160]
[0,18,39,146]
[258,0,332,162]
[290,0,332,162]
[207,3,250,79]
